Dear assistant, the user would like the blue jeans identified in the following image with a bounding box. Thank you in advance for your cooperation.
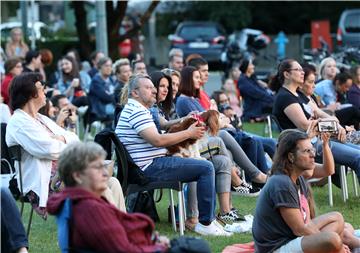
[250,134,277,158]
[316,140,360,183]
[227,129,270,174]
[1,187,28,253]
[143,156,216,224]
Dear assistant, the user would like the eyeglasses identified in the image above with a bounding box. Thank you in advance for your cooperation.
[289,68,304,73]
[88,163,107,171]
[298,148,316,155]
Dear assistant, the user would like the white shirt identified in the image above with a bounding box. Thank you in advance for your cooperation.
[6,109,79,207]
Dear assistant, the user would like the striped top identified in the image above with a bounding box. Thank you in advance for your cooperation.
[115,98,167,169]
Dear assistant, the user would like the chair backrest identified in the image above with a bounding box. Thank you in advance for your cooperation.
[1,123,14,174]
[94,129,149,195]
[56,198,72,253]
[8,145,24,195]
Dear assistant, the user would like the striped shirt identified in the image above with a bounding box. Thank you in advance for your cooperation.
[115,98,167,169]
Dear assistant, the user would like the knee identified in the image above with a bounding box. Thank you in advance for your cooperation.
[328,211,345,225]
[326,232,343,251]
[200,160,215,175]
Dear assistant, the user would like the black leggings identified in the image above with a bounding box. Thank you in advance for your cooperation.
[335,106,360,130]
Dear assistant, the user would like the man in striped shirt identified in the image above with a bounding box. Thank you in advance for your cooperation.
[115,74,231,236]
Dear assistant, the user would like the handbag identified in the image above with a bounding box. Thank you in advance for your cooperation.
[132,190,160,222]
[168,236,211,253]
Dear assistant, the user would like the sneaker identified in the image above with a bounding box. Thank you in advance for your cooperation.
[230,208,246,221]
[232,184,261,197]
[194,220,233,236]
[218,210,245,224]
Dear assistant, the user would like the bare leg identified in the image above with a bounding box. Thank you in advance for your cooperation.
[301,231,343,253]
[343,223,360,249]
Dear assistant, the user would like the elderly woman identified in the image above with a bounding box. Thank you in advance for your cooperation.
[5,72,79,218]
[47,141,170,253]
[252,130,352,253]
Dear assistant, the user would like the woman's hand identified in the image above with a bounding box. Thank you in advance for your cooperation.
[56,107,70,127]
[320,132,331,146]
[71,78,80,88]
[306,119,320,139]
[337,124,347,143]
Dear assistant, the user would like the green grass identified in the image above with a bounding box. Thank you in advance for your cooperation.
[22,122,360,253]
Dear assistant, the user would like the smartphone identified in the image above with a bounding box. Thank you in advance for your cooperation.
[318,120,338,133]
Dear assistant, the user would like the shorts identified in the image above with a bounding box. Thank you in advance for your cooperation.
[273,237,303,253]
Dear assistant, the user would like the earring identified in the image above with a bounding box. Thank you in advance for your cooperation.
[289,159,294,164]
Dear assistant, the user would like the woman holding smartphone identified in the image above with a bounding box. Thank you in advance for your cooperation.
[270,59,360,186]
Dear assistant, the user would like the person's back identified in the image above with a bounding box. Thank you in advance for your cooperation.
[314,79,336,106]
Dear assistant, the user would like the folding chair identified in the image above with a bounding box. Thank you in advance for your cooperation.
[94,129,186,235]
[8,145,34,237]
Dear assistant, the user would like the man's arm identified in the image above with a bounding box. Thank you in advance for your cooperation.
[139,122,205,147]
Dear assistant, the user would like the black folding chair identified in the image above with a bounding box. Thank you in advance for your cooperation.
[94,129,186,235]
[8,145,34,237]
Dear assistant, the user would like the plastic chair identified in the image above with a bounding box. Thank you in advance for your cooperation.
[8,145,34,237]
[94,130,186,235]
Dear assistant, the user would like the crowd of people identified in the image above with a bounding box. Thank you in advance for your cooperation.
[1,27,360,253]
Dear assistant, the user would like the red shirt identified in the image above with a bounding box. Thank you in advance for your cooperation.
[1,74,14,105]
[199,89,211,110]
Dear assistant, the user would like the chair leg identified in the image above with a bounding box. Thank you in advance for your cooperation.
[169,189,177,232]
[178,190,184,236]
[328,176,333,207]
[20,201,25,216]
[352,170,359,197]
[340,165,347,202]
[266,115,273,138]
[27,206,34,237]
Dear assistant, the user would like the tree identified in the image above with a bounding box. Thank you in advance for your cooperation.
[71,0,160,60]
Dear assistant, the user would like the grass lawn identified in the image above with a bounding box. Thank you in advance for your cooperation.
[21,122,360,253]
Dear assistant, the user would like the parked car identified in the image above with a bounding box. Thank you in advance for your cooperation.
[168,21,226,64]
[337,9,360,47]
[0,21,51,42]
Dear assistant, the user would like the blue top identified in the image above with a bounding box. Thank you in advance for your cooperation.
[88,73,115,120]
[175,95,204,117]
[238,74,274,120]
[314,79,336,106]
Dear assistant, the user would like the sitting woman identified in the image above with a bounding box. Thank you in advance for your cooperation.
[5,73,79,219]
[47,141,170,253]
[315,57,360,130]
[252,130,352,253]
[270,59,360,185]
[237,58,274,122]
[348,65,360,109]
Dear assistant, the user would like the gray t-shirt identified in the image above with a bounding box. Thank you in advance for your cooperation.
[252,173,308,253]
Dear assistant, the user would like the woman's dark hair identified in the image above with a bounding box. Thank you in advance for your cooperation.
[9,72,43,110]
[61,55,80,84]
[269,59,296,92]
[334,70,352,86]
[179,66,200,98]
[150,71,173,116]
[39,99,51,117]
[301,63,317,82]
[270,129,309,176]
[239,58,250,73]
[211,90,226,106]
[4,57,22,74]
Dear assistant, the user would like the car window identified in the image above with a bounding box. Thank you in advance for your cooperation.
[344,13,360,33]
[179,25,221,40]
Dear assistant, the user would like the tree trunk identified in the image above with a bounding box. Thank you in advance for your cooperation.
[72,1,92,59]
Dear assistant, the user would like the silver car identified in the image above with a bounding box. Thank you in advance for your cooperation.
[337,9,360,47]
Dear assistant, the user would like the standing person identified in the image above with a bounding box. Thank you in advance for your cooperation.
[88,57,116,124]
[116,74,231,236]
[6,72,79,219]
[57,55,89,107]
[88,51,105,78]
[348,65,360,109]
[270,59,360,184]
[113,58,132,104]
[1,57,23,105]
[252,130,350,253]
[237,58,274,122]
[5,27,29,59]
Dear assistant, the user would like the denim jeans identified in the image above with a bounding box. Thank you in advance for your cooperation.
[250,134,277,158]
[143,156,216,224]
[1,187,28,253]
[315,140,360,183]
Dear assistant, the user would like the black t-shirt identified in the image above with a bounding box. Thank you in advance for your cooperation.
[272,87,311,130]
[252,174,308,253]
